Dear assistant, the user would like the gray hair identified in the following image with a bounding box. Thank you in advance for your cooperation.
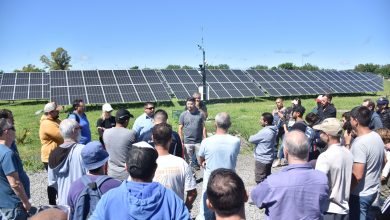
[0,118,11,137]
[283,130,309,160]
[60,119,79,140]
[215,112,231,130]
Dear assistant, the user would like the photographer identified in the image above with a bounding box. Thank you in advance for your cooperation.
[341,111,356,149]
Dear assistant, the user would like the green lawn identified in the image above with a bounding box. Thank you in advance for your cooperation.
[1,81,389,171]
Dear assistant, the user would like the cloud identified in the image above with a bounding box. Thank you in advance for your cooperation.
[79,55,89,61]
[302,51,315,57]
[362,36,372,45]
[339,60,350,66]
[274,49,295,54]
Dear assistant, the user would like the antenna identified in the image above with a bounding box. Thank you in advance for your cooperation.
[197,27,207,101]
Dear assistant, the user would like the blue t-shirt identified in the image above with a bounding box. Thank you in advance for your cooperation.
[198,134,241,187]
[69,113,91,145]
[0,144,30,208]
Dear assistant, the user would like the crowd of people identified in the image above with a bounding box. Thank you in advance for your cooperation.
[1,92,390,219]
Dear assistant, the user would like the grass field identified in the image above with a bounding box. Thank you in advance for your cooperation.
[1,81,389,171]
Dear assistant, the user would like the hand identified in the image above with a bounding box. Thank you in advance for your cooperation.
[344,132,352,147]
[23,201,32,212]
[386,143,390,151]
[201,161,206,168]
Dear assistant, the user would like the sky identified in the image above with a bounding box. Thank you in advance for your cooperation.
[0,0,389,72]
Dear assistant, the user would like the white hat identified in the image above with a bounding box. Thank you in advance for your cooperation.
[102,103,113,112]
[313,118,342,136]
[44,102,61,113]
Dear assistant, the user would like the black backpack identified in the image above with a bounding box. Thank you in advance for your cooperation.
[72,175,111,220]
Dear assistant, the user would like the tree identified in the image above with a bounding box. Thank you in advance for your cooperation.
[207,64,230,69]
[354,63,380,73]
[270,66,278,70]
[278,62,298,70]
[299,63,319,71]
[14,64,45,72]
[376,64,390,77]
[40,47,72,70]
[166,65,181,69]
[181,65,194,69]
[0,70,3,74]
[249,65,268,70]
[129,66,139,70]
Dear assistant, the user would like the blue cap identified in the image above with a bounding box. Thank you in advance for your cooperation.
[377,97,389,106]
[81,141,109,170]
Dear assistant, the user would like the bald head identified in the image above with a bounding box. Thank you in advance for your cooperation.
[283,130,309,161]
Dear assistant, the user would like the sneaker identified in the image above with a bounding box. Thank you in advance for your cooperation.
[272,159,281,168]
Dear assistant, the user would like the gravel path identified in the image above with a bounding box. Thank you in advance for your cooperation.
[28,153,283,219]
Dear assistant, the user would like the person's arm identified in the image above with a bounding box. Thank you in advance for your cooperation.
[185,189,197,209]
[343,131,353,149]
[199,156,205,168]
[6,172,31,212]
[248,130,264,144]
[382,153,390,181]
[202,123,207,139]
[251,179,270,208]
[178,124,184,145]
[351,162,365,191]
[45,122,64,144]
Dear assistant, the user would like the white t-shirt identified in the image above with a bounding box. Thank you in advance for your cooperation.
[316,144,353,214]
[351,131,384,196]
[153,154,196,200]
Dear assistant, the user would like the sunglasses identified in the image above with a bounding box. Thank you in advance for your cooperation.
[145,107,155,110]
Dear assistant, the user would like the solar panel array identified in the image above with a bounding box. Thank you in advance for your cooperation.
[50,70,171,105]
[247,70,332,96]
[0,72,49,100]
[160,69,265,100]
[313,70,383,93]
[0,70,384,103]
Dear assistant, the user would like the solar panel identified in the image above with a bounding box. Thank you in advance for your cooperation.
[247,69,332,96]
[161,69,264,100]
[0,72,48,100]
[50,70,170,105]
[313,70,383,94]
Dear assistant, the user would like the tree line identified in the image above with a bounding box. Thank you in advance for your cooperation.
[1,47,389,77]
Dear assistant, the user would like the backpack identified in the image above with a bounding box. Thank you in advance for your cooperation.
[72,175,112,220]
[305,125,316,152]
[68,112,80,124]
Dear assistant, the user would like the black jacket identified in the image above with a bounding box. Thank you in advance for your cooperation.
[317,104,337,121]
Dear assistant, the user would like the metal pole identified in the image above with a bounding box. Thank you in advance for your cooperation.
[202,49,207,101]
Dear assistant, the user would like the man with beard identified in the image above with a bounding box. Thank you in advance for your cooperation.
[40,102,64,205]
[349,106,384,219]
[314,118,354,219]
[318,94,337,121]
[362,98,383,130]
[377,97,390,129]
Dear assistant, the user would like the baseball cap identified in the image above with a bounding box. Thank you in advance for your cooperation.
[44,102,62,113]
[313,118,342,136]
[115,109,134,120]
[81,141,109,170]
[102,103,113,112]
[133,141,155,149]
[377,97,389,106]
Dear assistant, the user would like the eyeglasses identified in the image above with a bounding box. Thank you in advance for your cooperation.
[145,107,155,110]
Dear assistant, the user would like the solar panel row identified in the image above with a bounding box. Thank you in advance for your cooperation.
[160,69,265,100]
[50,70,171,105]
[0,70,384,103]
[0,72,49,100]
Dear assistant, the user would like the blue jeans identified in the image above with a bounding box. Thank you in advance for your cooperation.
[0,205,28,220]
[278,143,284,159]
[349,193,377,220]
